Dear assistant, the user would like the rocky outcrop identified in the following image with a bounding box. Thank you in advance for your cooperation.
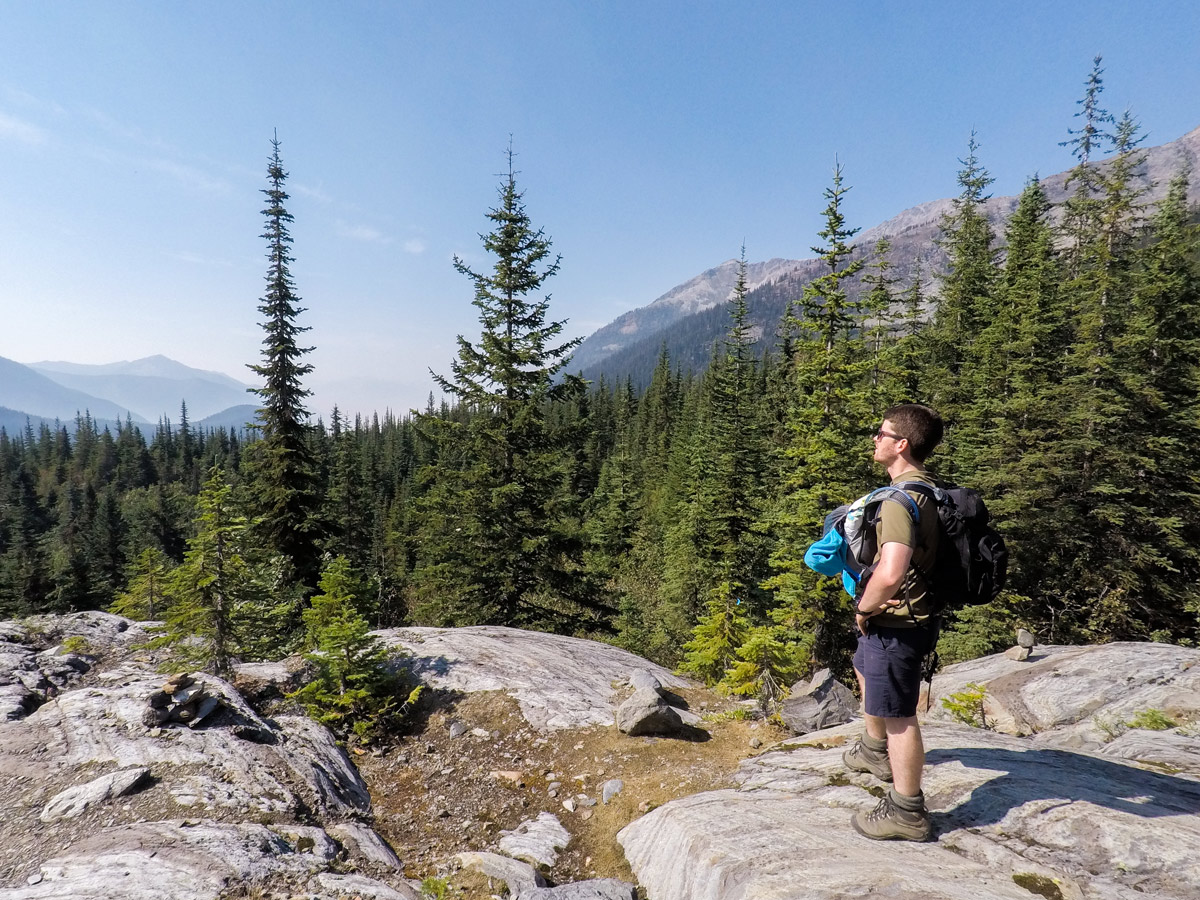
[925,641,1200,758]
[376,626,690,731]
[0,612,409,899]
[1,819,419,900]
[619,642,1200,900]
[8,614,1199,900]
[620,718,1200,899]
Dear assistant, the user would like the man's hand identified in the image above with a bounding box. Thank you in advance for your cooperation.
[856,597,903,635]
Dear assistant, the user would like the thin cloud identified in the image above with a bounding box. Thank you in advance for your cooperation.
[0,110,47,145]
[403,238,427,255]
[146,158,231,194]
[293,182,334,204]
[336,219,392,245]
[167,251,233,268]
[2,86,66,116]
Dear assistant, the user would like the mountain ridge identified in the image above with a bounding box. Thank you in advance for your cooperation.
[572,122,1200,385]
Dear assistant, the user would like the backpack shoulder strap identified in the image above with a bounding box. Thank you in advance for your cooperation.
[868,486,922,522]
[895,480,944,504]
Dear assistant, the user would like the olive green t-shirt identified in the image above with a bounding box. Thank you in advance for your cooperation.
[872,469,940,627]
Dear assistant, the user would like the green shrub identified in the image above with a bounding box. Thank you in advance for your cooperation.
[289,556,420,744]
[941,682,989,728]
[420,876,450,900]
[61,635,91,655]
[1126,708,1178,731]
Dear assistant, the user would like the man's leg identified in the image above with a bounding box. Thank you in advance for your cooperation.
[852,716,930,841]
[884,715,924,797]
[844,665,893,781]
[855,668,887,741]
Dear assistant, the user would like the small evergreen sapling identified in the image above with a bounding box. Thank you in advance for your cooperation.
[291,557,419,744]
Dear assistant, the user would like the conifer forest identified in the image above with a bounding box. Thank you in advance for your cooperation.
[3,61,1199,699]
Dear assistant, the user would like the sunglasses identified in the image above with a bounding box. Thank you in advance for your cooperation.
[873,429,905,442]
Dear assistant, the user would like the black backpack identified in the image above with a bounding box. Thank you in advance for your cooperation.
[894,481,1008,617]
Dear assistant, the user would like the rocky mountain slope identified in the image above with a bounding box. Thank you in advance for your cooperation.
[3,614,1198,899]
[573,124,1200,386]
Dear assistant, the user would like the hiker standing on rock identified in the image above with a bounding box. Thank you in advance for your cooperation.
[843,403,943,842]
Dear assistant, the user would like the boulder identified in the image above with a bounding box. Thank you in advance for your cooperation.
[310,872,419,899]
[619,718,1200,900]
[376,625,689,731]
[497,811,570,868]
[616,688,685,736]
[456,850,548,894]
[601,779,624,804]
[231,656,312,701]
[0,684,34,721]
[780,668,857,734]
[1003,645,1031,661]
[517,880,638,900]
[329,821,404,870]
[627,670,664,695]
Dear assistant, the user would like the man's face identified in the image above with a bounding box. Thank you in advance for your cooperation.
[873,418,906,466]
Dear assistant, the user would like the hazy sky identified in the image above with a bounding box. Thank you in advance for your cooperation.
[2,2,1198,417]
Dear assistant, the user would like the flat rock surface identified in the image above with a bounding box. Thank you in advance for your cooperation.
[620,718,1200,900]
[376,626,689,731]
[926,642,1200,768]
[0,819,348,900]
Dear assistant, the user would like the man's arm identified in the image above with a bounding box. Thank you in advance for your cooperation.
[854,540,913,633]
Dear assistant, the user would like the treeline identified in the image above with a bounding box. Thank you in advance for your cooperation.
[2,61,1198,697]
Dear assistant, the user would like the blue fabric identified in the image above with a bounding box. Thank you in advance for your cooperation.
[804,528,847,576]
[842,570,859,597]
[803,528,860,598]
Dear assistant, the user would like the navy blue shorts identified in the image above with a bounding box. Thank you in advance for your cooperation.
[853,624,933,718]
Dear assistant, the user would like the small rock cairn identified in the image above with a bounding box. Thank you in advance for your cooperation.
[1004,628,1037,661]
[142,673,222,729]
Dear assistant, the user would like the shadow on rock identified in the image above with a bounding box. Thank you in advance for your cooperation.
[928,745,1200,827]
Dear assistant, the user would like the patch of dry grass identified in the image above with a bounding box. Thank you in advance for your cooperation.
[358,684,789,895]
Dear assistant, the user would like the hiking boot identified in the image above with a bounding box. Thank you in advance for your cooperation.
[842,734,893,782]
[851,789,931,842]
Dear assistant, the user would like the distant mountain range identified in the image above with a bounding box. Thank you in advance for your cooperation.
[571,123,1200,388]
[0,355,257,436]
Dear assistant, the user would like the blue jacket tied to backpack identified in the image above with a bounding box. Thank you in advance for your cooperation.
[804,481,1008,616]
[803,486,922,598]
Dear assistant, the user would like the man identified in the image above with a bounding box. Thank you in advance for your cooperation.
[843,403,943,841]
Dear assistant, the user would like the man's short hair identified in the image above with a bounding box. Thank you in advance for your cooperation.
[884,404,943,462]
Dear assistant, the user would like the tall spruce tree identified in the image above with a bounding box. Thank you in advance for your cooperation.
[246,134,323,590]
[681,250,774,685]
[1108,172,1200,640]
[1059,55,1115,272]
[412,148,602,630]
[926,132,999,474]
[937,178,1063,661]
[763,162,874,677]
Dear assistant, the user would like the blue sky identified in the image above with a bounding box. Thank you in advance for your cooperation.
[2,2,1198,417]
